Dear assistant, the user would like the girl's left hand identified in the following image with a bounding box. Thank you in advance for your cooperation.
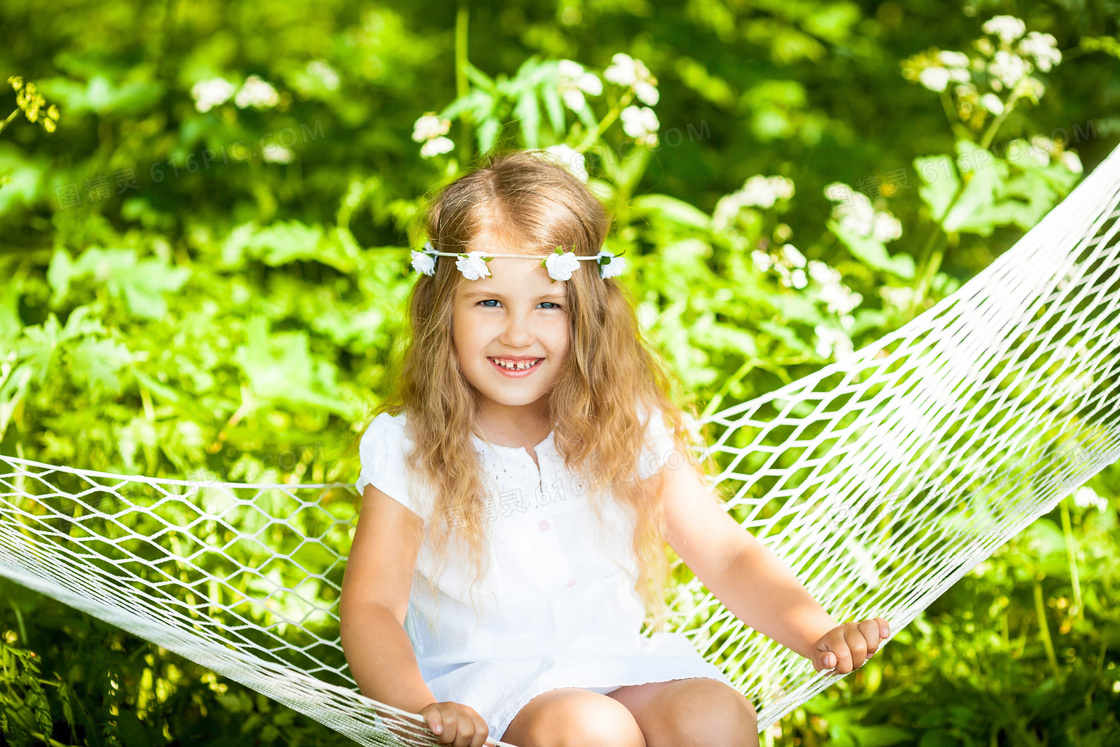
[811,616,890,674]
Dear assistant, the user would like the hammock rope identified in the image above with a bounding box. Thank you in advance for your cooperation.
[3,142,1120,745]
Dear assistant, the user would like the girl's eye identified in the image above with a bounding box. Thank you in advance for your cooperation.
[477,300,563,310]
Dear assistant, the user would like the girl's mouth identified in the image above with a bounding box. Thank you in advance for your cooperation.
[488,357,544,377]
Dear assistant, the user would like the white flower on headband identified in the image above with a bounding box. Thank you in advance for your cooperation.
[411,241,627,281]
[598,251,627,279]
[411,241,437,276]
[541,246,582,282]
[456,250,493,280]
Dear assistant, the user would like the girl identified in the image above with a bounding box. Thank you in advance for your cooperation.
[340,149,890,747]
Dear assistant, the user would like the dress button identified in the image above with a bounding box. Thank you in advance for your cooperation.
[538,519,550,531]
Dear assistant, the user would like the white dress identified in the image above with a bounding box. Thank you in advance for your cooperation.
[354,407,734,742]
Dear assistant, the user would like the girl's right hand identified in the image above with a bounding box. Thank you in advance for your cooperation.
[418,701,492,746]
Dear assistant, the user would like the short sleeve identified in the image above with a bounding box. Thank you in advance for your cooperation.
[355,413,426,519]
[636,404,678,480]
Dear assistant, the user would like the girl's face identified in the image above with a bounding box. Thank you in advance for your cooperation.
[451,251,571,427]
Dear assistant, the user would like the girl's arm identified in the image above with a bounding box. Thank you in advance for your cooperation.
[340,485,437,712]
[656,458,841,661]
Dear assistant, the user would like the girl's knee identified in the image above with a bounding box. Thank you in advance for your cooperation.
[662,680,758,747]
[504,688,645,747]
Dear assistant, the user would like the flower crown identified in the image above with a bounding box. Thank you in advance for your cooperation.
[410,242,628,282]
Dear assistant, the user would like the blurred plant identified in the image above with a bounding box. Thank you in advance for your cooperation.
[897,14,1083,318]
[901,14,1062,143]
[0,632,81,747]
[1,75,60,189]
[410,50,661,161]
[2,76,60,136]
[189,75,281,114]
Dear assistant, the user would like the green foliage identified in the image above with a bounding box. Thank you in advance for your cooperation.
[0,0,1118,744]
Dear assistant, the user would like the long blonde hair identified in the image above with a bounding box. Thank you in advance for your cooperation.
[358,148,722,634]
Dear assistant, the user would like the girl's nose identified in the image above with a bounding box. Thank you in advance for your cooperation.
[500,314,535,345]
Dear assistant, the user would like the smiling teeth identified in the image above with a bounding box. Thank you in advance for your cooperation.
[492,358,541,371]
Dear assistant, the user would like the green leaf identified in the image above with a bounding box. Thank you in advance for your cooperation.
[914,154,962,222]
[515,89,541,149]
[477,117,501,155]
[221,221,356,273]
[758,319,813,354]
[115,709,151,747]
[0,279,21,342]
[53,247,190,319]
[942,145,1008,234]
[461,61,496,92]
[540,84,565,134]
[440,90,491,123]
[47,247,76,308]
[232,315,359,418]
[828,219,915,279]
[631,194,712,231]
[69,337,132,394]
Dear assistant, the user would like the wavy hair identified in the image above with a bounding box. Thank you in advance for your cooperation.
[358,148,723,635]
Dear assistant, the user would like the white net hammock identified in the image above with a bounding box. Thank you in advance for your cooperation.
[3,142,1120,746]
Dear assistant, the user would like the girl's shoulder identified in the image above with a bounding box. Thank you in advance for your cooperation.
[355,411,430,519]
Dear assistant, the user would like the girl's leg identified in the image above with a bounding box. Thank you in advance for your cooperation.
[606,677,759,747]
[500,687,646,747]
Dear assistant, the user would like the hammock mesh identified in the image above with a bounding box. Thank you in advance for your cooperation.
[3,143,1120,745]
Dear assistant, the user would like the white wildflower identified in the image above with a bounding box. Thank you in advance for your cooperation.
[191,78,236,113]
[1019,31,1061,72]
[738,175,795,209]
[262,144,294,164]
[456,251,492,281]
[880,286,915,309]
[751,249,773,273]
[990,50,1030,89]
[234,75,280,109]
[837,199,876,237]
[420,136,455,158]
[557,60,603,111]
[948,67,971,83]
[814,325,854,360]
[823,182,856,206]
[712,194,745,233]
[543,144,589,182]
[790,268,808,289]
[981,93,1005,115]
[819,282,862,315]
[307,60,340,90]
[807,259,838,285]
[780,243,806,268]
[1072,486,1108,512]
[1020,76,1047,100]
[1059,150,1083,174]
[918,67,951,92]
[634,79,660,107]
[412,112,451,142]
[828,187,903,245]
[774,263,792,287]
[620,105,659,146]
[604,52,659,105]
[871,212,903,243]
[938,50,971,68]
[982,15,1027,44]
